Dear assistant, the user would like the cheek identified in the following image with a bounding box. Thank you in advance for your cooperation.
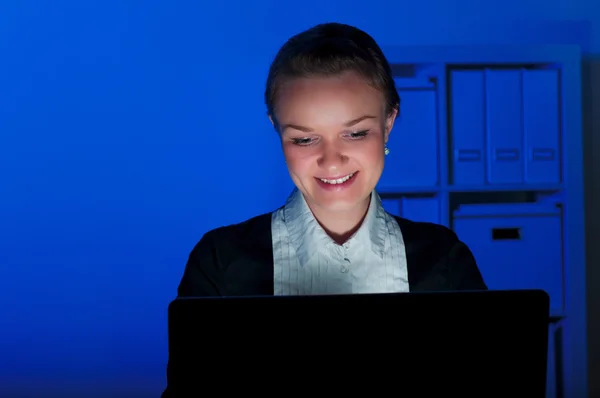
[355,142,385,169]
[282,146,312,175]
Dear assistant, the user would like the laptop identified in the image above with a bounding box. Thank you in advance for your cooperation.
[165,290,549,397]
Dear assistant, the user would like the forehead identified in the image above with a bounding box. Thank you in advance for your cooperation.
[274,71,385,126]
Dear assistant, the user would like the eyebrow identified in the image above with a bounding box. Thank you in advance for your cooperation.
[280,115,377,133]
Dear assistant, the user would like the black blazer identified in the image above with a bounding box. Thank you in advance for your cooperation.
[176,211,487,297]
[162,212,487,397]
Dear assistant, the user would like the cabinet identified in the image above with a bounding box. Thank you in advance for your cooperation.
[378,45,586,398]
[453,203,564,312]
[382,195,440,224]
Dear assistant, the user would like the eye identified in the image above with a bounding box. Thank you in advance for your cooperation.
[347,130,369,139]
[291,137,315,146]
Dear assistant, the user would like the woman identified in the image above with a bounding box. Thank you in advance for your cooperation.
[176,23,487,297]
[162,22,487,397]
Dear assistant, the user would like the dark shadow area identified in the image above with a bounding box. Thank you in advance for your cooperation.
[582,52,600,397]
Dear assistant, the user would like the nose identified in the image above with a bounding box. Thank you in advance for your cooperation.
[317,141,348,172]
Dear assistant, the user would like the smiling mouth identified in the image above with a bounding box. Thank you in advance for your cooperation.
[317,172,357,185]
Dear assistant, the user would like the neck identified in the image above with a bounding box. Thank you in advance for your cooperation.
[308,195,372,245]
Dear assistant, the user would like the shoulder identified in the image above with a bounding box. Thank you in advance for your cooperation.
[177,212,275,297]
[189,211,275,269]
[391,216,487,291]
[198,212,273,252]
[393,216,458,243]
[393,216,459,249]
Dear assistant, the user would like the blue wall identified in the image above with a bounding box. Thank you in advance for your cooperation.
[1,1,598,396]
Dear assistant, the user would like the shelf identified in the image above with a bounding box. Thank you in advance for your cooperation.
[447,184,563,193]
[377,186,439,196]
[376,184,562,196]
[373,44,585,398]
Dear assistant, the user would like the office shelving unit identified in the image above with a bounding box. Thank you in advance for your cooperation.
[378,45,586,398]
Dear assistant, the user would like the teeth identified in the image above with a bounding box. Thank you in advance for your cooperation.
[320,173,355,185]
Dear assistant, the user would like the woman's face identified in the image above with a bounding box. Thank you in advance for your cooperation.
[273,70,397,215]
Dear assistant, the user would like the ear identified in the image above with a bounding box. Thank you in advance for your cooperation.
[268,114,281,134]
[384,107,398,144]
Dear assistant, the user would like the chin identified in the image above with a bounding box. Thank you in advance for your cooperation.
[320,202,360,214]
[313,194,369,214]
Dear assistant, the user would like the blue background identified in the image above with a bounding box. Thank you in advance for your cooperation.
[1,1,598,396]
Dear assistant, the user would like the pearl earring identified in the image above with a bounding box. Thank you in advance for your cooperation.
[384,146,390,156]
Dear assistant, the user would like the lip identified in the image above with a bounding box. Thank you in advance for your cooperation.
[316,172,357,180]
[314,171,359,192]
